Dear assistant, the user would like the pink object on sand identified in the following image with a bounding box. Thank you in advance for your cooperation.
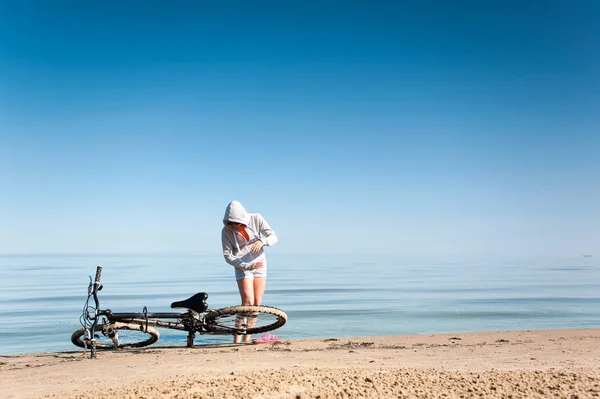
[252,333,283,343]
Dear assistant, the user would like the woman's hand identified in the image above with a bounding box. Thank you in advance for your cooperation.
[250,240,264,254]
[251,261,264,269]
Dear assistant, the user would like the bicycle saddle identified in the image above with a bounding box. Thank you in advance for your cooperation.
[171,292,208,313]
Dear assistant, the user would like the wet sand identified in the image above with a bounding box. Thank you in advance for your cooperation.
[1,329,599,398]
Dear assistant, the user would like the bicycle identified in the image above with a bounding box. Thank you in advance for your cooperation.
[71,266,287,358]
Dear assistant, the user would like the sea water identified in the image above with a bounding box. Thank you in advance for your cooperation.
[0,253,598,356]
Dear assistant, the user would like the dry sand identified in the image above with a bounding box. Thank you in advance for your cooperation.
[1,329,599,398]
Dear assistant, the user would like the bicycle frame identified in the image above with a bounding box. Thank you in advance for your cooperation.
[102,308,216,333]
[80,266,238,356]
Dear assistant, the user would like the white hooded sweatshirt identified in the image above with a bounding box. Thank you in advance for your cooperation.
[221,201,278,272]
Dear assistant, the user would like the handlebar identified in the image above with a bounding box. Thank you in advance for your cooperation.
[82,266,104,358]
[94,265,103,285]
[91,266,103,309]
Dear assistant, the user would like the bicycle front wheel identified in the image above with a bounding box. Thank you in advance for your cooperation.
[71,322,160,349]
[205,305,287,335]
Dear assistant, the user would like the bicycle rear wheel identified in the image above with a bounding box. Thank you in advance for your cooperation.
[205,305,287,335]
[71,322,160,349]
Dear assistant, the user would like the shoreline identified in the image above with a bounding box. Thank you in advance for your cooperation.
[2,328,599,398]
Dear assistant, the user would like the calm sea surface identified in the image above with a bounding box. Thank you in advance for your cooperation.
[1,253,598,356]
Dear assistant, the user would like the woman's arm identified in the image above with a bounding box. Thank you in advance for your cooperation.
[221,229,250,271]
[258,215,278,246]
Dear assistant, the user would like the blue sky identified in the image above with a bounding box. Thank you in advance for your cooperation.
[1,1,598,257]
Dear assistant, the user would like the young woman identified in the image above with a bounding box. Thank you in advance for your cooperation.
[221,200,278,343]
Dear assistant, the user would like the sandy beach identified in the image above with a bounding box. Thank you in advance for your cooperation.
[1,329,599,398]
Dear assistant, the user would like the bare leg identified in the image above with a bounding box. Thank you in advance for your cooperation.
[234,278,254,343]
[253,277,266,306]
[240,277,267,342]
[237,278,255,305]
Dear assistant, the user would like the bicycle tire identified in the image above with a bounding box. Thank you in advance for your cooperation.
[71,322,160,349]
[204,305,287,335]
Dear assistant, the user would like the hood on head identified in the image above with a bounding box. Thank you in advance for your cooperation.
[223,200,250,225]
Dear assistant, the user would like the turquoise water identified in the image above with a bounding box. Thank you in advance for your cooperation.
[0,253,598,356]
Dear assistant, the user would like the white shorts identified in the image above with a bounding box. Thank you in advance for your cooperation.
[235,266,267,280]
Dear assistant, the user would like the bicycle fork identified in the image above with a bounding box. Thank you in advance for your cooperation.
[84,329,98,359]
